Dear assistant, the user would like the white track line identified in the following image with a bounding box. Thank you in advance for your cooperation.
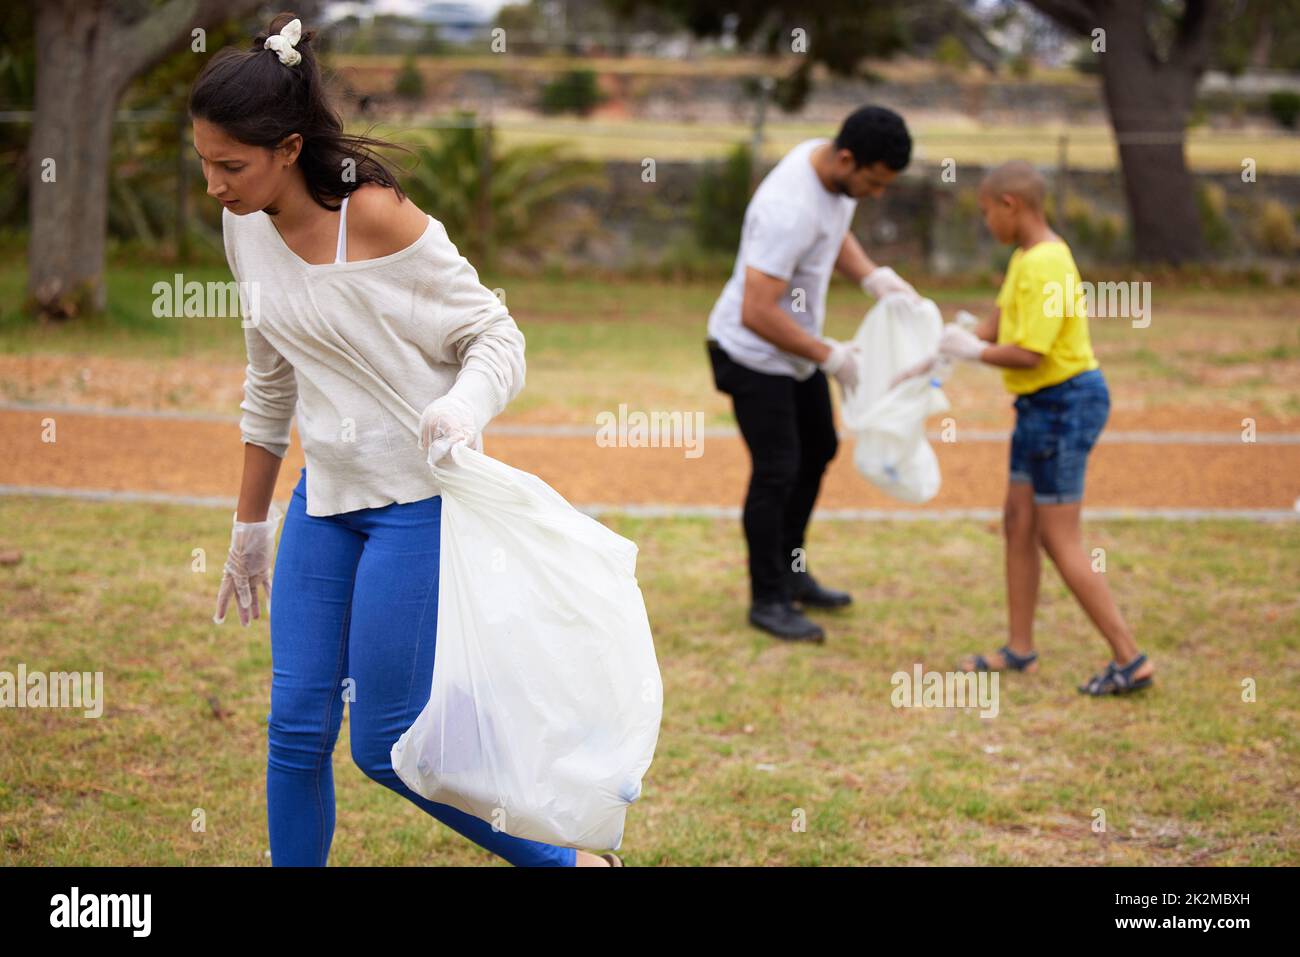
[1,485,1296,522]
[3,402,1298,444]
[579,504,1300,522]
[0,401,239,424]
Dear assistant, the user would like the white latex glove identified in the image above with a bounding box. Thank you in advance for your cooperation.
[418,391,479,467]
[861,266,921,305]
[888,353,941,390]
[888,310,984,389]
[818,337,862,393]
[938,323,988,362]
[214,504,283,626]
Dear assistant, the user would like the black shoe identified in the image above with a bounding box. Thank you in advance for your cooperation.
[748,600,825,643]
[789,571,852,609]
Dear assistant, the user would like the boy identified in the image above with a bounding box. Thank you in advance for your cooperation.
[919,160,1154,695]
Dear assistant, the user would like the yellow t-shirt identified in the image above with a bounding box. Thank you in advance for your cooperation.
[995,239,1099,394]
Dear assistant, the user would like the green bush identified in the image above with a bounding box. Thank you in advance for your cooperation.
[1057,192,1127,262]
[692,143,753,253]
[645,238,737,282]
[1267,91,1300,129]
[1062,192,1097,245]
[1254,198,1297,255]
[539,69,603,116]
[394,55,423,100]
[934,35,970,72]
[773,63,812,113]
[1071,45,1101,75]
[1196,182,1233,253]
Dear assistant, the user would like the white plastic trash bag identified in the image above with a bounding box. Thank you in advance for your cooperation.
[840,293,952,504]
[390,442,663,851]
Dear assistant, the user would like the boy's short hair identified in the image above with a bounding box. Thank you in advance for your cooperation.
[980,160,1046,211]
[834,106,912,172]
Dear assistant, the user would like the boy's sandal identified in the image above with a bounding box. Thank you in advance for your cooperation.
[966,645,1038,672]
[599,852,624,867]
[1078,653,1153,696]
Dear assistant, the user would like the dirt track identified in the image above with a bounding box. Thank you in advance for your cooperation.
[3,407,1296,511]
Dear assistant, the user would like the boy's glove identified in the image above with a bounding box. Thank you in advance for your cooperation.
[214,505,283,626]
[889,310,986,389]
[818,337,862,393]
[861,267,921,305]
[888,353,941,389]
[938,323,988,362]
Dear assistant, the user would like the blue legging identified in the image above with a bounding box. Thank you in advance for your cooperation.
[266,466,576,867]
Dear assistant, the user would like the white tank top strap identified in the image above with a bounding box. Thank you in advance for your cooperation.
[335,194,349,264]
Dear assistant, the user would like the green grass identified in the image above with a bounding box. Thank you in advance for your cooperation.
[10,270,1300,431]
[0,498,1296,865]
[0,264,245,359]
[6,268,1297,427]
[478,120,1300,172]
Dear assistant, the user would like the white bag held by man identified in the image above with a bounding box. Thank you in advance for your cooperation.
[839,293,951,504]
[390,442,663,851]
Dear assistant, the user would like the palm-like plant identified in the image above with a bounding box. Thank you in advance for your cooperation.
[394,115,607,270]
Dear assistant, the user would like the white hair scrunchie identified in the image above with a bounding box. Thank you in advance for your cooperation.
[264,18,302,67]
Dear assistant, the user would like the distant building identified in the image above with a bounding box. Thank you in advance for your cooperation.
[414,2,492,44]
[321,1,493,46]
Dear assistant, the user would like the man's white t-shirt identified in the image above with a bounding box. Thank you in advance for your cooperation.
[707,137,858,380]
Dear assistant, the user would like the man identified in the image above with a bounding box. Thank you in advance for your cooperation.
[706,104,917,643]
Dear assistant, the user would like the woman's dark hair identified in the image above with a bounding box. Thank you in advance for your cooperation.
[834,105,912,172]
[188,11,405,210]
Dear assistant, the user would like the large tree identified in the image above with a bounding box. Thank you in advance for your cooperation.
[26,0,263,319]
[1025,0,1222,264]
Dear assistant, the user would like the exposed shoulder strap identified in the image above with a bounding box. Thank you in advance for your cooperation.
[335,194,349,264]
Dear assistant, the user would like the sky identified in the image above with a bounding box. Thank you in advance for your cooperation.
[323,0,511,24]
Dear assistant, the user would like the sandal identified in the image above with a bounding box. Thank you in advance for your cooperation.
[599,852,624,867]
[1078,653,1153,696]
[963,645,1038,672]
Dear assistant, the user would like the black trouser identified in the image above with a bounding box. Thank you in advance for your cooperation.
[707,338,839,603]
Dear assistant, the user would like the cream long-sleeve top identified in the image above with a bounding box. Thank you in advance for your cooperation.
[222,205,525,517]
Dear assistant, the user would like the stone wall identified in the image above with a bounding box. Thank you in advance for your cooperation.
[558,158,1300,275]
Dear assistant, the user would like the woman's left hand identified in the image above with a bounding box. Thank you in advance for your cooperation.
[418,393,478,466]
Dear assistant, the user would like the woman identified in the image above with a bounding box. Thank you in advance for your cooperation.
[201,13,619,866]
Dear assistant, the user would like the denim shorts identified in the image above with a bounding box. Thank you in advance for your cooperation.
[1009,368,1109,505]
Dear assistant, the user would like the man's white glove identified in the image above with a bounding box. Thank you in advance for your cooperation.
[938,323,988,362]
[418,391,479,467]
[818,337,862,393]
[214,504,283,626]
[861,266,921,304]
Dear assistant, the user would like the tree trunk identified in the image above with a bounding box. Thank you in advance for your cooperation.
[26,0,264,319]
[1095,3,1207,264]
[1099,50,1206,264]
[1026,0,1215,265]
[28,0,123,317]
